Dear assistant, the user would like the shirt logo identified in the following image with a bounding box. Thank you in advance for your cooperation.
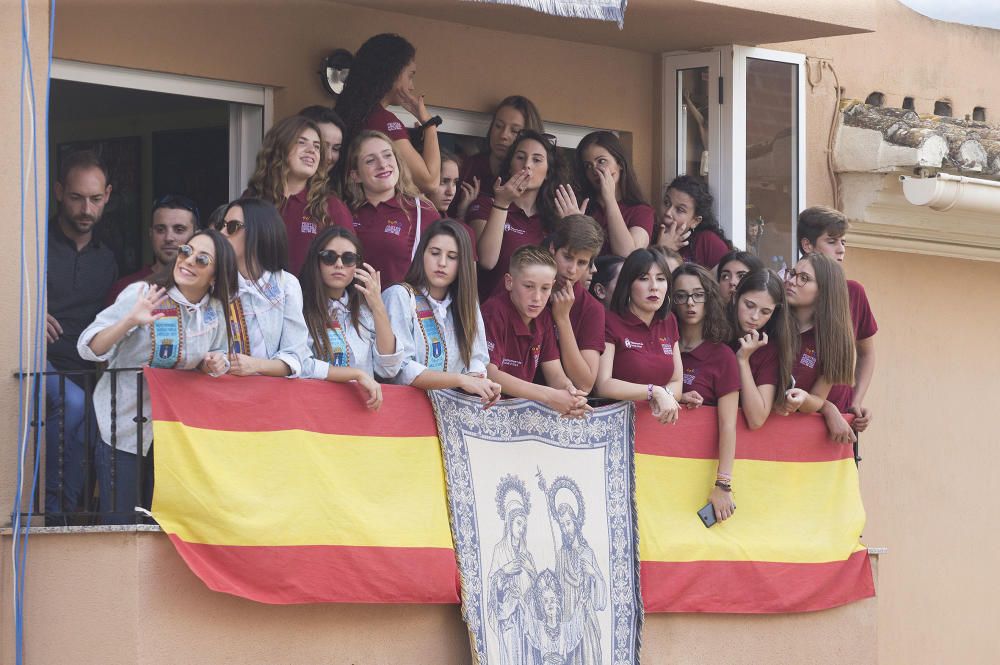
[624,338,644,350]
[386,121,404,133]
[504,223,525,235]
[800,347,817,369]
[683,368,697,385]
[531,344,541,369]
[501,358,523,368]
[659,337,672,355]
[487,341,495,351]
[262,276,281,300]
[384,219,403,236]
[203,307,217,325]
[300,220,317,235]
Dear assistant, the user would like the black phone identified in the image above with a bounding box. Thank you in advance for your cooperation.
[697,502,717,528]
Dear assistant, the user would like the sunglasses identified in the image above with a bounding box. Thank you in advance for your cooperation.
[177,244,214,266]
[318,250,359,267]
[214,219,245,235]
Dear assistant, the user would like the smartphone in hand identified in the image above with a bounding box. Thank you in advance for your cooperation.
[697,501,717,528]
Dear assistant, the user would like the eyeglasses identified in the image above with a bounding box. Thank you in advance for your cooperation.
[671,291,706,305]
[177,244,214,266]
[214,219,244,235]
[153,194,201,226]
[318,250,359,267]
[784,269,813,287]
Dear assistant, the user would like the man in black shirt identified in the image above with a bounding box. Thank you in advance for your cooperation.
[45,150,117,518]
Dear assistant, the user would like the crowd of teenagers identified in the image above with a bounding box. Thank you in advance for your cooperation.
[45,32,876,524]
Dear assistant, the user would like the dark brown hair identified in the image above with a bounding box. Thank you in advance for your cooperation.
[671,263,732,343]
[547,215,604,258]
[801,253,855,385]
[610,248,673,320]
[487,96,544,148]
[797,206,849,254]
[574,131,648,207]
[497,130,564,233]
[299,226,365,361]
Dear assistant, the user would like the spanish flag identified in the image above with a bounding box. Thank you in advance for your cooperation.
[147,369,459,604]
[147,370,873,611]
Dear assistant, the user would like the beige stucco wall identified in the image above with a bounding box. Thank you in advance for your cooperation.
[0,530,878,665]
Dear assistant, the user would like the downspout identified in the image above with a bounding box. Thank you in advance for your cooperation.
[900,173,1000,214]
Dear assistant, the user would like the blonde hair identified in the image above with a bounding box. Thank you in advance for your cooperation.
[509,245,557,275]
[343,130,420,210]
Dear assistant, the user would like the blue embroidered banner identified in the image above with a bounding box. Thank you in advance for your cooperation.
[430,390,641,665]
[463,0,628,28]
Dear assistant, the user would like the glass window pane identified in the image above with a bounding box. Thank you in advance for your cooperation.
[677,67,709,178]
[745,57,797,272]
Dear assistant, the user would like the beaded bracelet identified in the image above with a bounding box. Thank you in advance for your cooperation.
[647,384,654,402]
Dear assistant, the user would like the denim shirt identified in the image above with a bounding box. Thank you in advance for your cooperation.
[301,296,403,381]
[78,282,228,455]
[382,284,489,385]
[236,270,311,378]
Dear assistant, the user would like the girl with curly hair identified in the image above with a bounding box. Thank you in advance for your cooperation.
[658,175,732,270]
[245,115,352,274]
[335,33,441,198]
[671,262,739,523]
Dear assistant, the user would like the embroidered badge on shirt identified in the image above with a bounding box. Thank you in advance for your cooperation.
[531,344,541,370]
[683,368,697,386]
[501,358,523,368]
[624,338,644,350]
[386,121,403,133]
[659,337,672,355]
[384,219,403,236]
[800,348,817,368]
[300,220,318,235]
[262,276,281,300]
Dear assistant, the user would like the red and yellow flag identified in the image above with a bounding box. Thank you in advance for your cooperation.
[147,369,873,611]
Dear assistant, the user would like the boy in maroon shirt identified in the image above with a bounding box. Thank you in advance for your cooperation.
[545,215,606,394]
[482,246,590,418]
[798,206,877,431]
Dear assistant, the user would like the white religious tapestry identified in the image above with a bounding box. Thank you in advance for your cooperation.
[430,390,641,665]
[464,0,628,28]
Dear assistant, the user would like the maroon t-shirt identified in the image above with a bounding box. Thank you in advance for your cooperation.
[105,264,155,306]
[351,196,441,286]
[282,190,353,275]
[828,279,879,411]
[791,327,820,394]
[680,340,741,406]
[604,309,679,385]
[730,338,781,389]
[588,201,655,256]
[682,230,730,269]
[550,280,606,354]
[466,194,546,301]
[482,290,560,383]
[363,105,408,141]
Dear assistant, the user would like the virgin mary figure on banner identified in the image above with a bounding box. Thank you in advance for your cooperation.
[488,475,538,665]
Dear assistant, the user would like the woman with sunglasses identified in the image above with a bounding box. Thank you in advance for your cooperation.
[78,229,236,522]
[670,263,739,522]
[343,130,443,287]
[565,131,654,256]
[727,268,797,430]
[453,95,545,212]
[594,248,683,425]
[299,226,400,410]
[245,114,353,275]
[467,129,564,300]
[716,249,764,302]
[779,253,857,444]
[382,219,501,406]
[335,33,441,198]
[217,198,311,379]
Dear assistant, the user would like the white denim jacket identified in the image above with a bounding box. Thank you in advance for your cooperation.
[236,270,311,378]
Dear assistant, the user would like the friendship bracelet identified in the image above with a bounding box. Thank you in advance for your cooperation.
[714,481,732,492]
[647,384,654,402]
[492,203,510,212]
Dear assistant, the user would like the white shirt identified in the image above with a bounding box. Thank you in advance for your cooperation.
[77,282,228,455]
[382,284,489,385]
[235,270,311,378]
[301,296,403,381]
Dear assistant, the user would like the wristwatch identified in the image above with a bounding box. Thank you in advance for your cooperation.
[421,115,443,130]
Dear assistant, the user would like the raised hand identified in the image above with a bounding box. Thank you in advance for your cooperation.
[398,89,431,124]
[554,184,587,219]
[353,263,384,309]
[494,170,529,208]
[128,285,169,326]
[736,330,768,361]
[550,283,575,322]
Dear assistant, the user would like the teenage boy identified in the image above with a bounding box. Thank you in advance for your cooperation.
[545,214,606,393]
[798,206,877,432]
[482,246,591,418]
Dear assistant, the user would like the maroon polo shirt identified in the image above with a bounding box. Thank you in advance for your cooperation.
[466,194,546,301]
[827,279,879,411]
[448,152,497,218]
[588,201,655,256]
[682,230,730,269]
[105,264,155,306]
[680,340,741,406]
[604,309,679,385]
[792,327,820,394]
[352,196,441,286]
[550,280,606,354]
[730,338,781,389]
[482,290,560,383]
[282,190,353,275]
[363,105,408,141]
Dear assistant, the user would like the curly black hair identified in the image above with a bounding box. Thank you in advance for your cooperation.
[665,174,732,249]
[335,33,416,143]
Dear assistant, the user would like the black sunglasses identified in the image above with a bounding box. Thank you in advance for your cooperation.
[153,194,201,225]
[214,219,245,235]
[318,250,359,267]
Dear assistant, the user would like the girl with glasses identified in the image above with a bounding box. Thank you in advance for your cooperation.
[382,219,501,406]
[594,248,683,425]
[727,268,798,430]
[467,129,565,301]
[336,33,442,199]
[779,253,857,444]
[567,130,655,256]
[671,263,739,523]
[217,198,311,379]
[343,130,443,287]
[245,115,353,275]
[77,229,236,522]
[298,226,401,410]
[656,175,732,271]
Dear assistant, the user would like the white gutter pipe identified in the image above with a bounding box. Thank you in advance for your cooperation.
[900,173,1000,214]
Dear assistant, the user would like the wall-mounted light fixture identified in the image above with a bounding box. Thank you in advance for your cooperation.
[318,49,352,97]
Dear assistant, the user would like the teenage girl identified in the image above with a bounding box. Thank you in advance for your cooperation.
[661,175,732,270]
[589,255,624,309]
[716,249,765,302]
[430,150,479,220]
